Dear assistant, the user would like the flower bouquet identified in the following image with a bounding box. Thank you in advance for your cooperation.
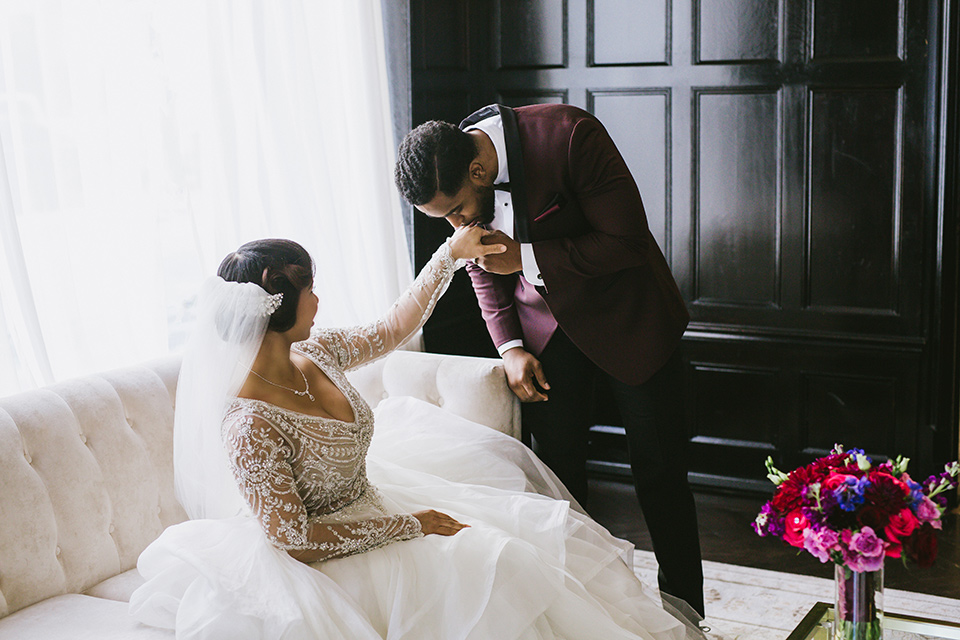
[753,445,959,640]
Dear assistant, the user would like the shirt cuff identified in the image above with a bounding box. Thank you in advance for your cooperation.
[520,243,544,286]
[496,339,525,356]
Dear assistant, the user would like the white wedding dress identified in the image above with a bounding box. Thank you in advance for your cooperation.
[129,245,697,640]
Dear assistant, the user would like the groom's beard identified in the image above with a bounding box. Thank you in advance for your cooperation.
[474,184,496,226]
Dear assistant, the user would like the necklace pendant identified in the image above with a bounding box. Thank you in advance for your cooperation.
[250,360,315,402]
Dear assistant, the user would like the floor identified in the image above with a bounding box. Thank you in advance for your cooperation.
[630,548,960,639]
[588,477,960,600]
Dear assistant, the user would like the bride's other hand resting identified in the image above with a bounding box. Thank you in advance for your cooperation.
[413,509,469,536]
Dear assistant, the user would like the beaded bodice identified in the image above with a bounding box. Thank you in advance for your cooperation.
[224,346,375,517]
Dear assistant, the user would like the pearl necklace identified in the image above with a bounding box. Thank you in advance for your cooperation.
[250,361,316,402]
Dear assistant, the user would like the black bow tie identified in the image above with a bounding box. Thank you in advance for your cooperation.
[493,182,511,192]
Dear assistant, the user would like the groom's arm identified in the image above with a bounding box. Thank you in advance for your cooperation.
[465,262,523,351]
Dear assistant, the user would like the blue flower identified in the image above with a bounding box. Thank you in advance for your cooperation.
[905,478,924,507]
[834,476,872,512]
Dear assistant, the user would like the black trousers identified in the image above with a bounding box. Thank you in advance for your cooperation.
[521,330,705,617]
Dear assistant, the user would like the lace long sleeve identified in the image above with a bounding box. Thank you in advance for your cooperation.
[309,241,467,371]
[223,414,423,562]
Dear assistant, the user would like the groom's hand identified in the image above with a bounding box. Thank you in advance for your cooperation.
[449,225,507,261]
[475,230,522,274]
[502,347,550,402]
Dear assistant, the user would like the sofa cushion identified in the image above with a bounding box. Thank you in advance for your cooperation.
[0,593,172,639]
[347,351,520,439]
[83,569,145,603]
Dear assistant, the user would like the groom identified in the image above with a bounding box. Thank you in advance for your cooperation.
[394,103,704,618]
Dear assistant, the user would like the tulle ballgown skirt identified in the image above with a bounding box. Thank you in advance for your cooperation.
[130,397,697,640]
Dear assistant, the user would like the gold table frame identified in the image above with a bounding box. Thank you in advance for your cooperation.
[787,602,960,639]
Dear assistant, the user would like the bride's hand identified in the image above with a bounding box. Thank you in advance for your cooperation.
[448,225,506,262]
[413,509,470,536]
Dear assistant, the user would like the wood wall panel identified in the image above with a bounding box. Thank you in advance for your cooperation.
[687,362,779,481]
[493,0,567,69]
[811,0,903,60]
[589,0,668,65]
[807,88,900,314]
[412,91,474,128]
[696,0,781,63]
[801,373,897,457]
[690,364,779,445]
[695,89,780,306]
[590,90,671,257]
[412,0,470,70]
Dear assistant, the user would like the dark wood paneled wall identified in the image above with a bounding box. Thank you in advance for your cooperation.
[408,0,959,489]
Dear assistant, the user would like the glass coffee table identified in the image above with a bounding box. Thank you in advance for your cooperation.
[788,602,960,639]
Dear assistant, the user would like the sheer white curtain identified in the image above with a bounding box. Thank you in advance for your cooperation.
[0,0,412,396]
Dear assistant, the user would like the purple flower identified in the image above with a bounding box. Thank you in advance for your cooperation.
[802,504,827,528]
[842,527,886,572]
[753,502,785,537]
[849,527,884,557]
[842,549,885,573]
[915,496,942,529]
[803,527,839,563]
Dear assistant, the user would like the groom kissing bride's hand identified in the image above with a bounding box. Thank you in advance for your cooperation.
[447,224,507,262]
[475,229,521,274]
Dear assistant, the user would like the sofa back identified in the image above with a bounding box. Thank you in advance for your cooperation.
[0,358,185,618]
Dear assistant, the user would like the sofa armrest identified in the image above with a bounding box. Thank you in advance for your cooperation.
[346,351,520,440]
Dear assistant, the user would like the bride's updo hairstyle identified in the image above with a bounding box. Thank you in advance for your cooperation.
[217,239,314,333]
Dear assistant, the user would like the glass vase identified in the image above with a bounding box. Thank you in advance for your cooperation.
[833,563,884,640]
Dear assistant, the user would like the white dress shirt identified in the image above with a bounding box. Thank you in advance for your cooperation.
[464,114,545,355]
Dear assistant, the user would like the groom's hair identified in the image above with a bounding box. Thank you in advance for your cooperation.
[218,239,314,333]
[394,121,477,206]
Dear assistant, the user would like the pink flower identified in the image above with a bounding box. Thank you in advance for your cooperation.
[849,527,884,557]
[843,549,885,572]
[803,527,839,563]
[842,527,886,572]
[783,510,809,548]
[915,496,942,529]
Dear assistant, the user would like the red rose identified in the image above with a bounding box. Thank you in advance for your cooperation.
[884,508,918,542]
[822,473,857,495]
[906,524,939,568]
[886,540,902,559]
[783,509,809,548]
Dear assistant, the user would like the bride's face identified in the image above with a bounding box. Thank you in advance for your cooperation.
[290,283,318,341]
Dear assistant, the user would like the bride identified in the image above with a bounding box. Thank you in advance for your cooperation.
[129,228,702,639]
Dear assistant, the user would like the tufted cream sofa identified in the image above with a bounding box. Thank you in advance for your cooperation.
[0,350,519,639]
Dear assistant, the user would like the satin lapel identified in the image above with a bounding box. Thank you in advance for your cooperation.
[458,104,500,130]
[497,106,530,243]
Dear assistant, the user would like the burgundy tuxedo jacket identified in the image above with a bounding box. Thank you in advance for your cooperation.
[462,104,689,386]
